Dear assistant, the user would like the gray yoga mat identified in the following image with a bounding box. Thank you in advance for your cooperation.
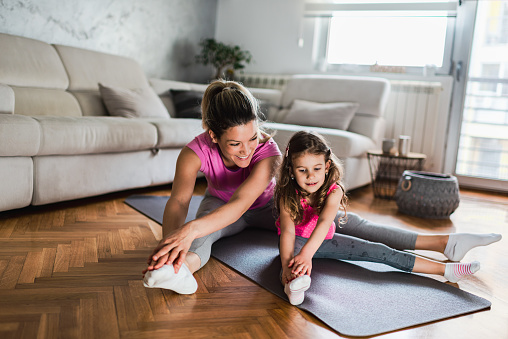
[125,195,491,337]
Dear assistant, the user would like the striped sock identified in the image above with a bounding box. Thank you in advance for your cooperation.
[444,261,480,283]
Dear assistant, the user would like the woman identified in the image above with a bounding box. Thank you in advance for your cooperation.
[143,79,281,293]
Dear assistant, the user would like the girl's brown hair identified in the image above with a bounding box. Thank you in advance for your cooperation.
[201,79,264,139]
[274,131,348,225]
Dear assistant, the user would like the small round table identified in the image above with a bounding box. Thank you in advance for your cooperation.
[367,150,426,199]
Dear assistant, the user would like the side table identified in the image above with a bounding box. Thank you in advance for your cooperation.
[367,150,426,199]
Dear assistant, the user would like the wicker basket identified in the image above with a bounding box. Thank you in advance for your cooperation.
[395,170,460,219]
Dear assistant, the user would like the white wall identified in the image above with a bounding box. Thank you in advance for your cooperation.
[0,0,217,83]
[216,0,317,74]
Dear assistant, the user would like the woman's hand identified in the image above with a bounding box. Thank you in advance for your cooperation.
[144,223,196,274]
[289,252,313,277]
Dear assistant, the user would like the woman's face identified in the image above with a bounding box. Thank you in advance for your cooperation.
[210,120,259,168]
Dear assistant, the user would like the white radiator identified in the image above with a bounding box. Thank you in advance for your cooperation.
[235,73,291,90]
[237,74,452,173]
[384,80,448,172]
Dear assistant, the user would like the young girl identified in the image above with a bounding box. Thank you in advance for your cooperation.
[275,131,500,306]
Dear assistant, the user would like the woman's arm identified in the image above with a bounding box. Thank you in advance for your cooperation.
[279,204,297,284]
[146,147,201,270]
[292,188,344,276]
[150,151,281,272]
[189,153,280,238]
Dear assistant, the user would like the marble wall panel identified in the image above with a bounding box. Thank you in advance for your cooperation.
[0,0,216,83]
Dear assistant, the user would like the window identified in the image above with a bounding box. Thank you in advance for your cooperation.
[479,64,500,92]
[307,0,458,74]
[454,1,508,184]
[485,2,508,45]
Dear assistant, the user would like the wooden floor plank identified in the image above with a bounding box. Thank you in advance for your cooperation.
[0,255,25,289]
[17,251,44,284]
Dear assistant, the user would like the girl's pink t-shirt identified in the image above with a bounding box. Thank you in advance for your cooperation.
[276,183,340,240]
[187,132,281,210]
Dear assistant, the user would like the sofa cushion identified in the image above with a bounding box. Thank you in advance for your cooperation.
[0,114,40,156]
[0,33,69,89]
[144,118,204,148]
[12,87,82,117]
[149,78,209,117]
[34,116,157,155]
[72,91,109,117]
[170,89,203,119]
[281,99,359,130]
[99,83,170,119]
[281,75,390,118]
[54,44,148,91]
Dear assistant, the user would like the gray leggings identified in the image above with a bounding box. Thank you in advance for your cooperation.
[189,191,418,271]
[189,191,276,269]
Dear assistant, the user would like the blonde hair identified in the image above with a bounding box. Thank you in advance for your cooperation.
[201,79,264,139]
[274,131,348,225]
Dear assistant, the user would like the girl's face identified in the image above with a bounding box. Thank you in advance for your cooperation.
[210,120,259,168]
[292,152,330,195]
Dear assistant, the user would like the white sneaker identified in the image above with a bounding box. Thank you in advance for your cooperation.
[284,275,311,305]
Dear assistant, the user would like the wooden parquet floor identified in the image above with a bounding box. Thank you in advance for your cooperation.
[0,179,507,338]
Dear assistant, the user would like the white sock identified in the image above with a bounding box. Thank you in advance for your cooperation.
[444,261,480,283]
[444,233,502,262]
[143,263,198,294]
[284,275,311,306]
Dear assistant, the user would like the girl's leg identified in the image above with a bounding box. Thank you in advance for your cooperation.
[336,212,502,261]
[301,234,416,272]
[413,257,481,283]
[335,212,418,251]
[300,235,481,282]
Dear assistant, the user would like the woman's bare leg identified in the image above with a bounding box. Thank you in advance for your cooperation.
[185,252,201,273]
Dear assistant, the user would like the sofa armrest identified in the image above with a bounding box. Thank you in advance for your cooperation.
[348,115,386,147]
[247,87,283,121]
[0,114,40,156]
[263,122,376,158]
[149,78,208,95]
[0,83,15,114]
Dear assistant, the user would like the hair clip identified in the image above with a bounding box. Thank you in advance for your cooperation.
[285,144,290,157]
[223,86,234,91]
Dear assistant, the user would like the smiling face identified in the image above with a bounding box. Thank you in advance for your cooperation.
[209,120,259,168]
[292,152,330,196]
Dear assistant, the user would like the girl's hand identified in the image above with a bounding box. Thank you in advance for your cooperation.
[281,265,297,285]
[144,223,196,274]
[289,252,313,277]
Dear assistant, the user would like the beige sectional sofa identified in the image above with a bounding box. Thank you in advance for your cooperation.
[0,32,390,213]
[0,33,205,212]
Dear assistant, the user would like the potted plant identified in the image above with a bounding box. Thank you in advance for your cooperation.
[195,38,252,80]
